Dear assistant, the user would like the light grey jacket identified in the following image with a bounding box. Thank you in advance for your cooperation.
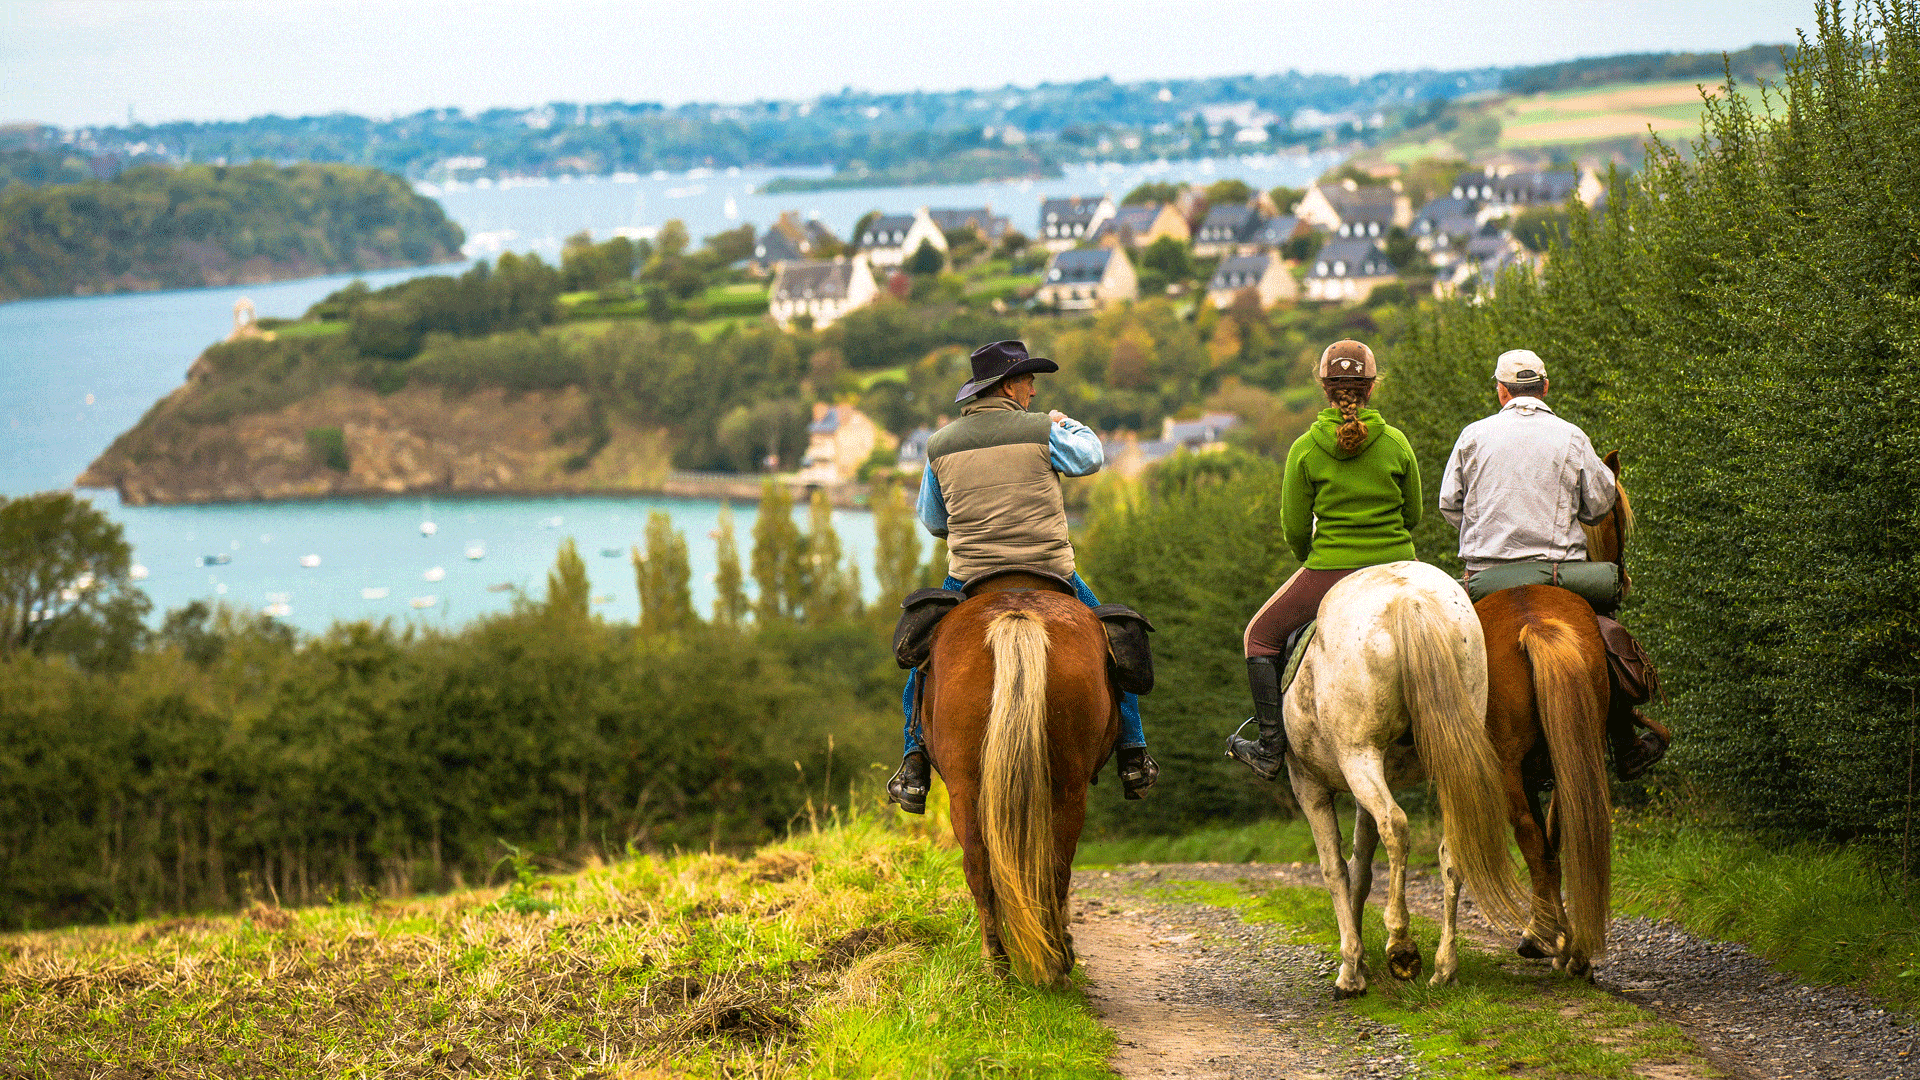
[1438,398,1617,573]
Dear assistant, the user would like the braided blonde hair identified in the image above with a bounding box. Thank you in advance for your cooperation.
[1324,379,1375,452]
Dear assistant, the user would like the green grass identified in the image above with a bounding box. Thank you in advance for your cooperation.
[1148,877,1698,1078]
[1076,811,1442,869]
[267,319,347,338]
[1613,805,1920,1014]
[0,819,1112,1078]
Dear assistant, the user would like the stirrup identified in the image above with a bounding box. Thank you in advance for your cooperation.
[886,755,929,815]
[1225,718,1287,782]
[1116,747,1158,800]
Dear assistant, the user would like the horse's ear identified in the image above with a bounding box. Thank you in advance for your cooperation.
[1603,449,1621,476]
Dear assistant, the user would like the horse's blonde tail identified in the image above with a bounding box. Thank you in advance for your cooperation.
[979,611,1066,984]
[1518,619,1611,961]
[1388,593,1528,933]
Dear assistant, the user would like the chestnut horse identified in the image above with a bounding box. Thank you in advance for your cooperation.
[922,573,1117,987]
[1474,451,1633,978]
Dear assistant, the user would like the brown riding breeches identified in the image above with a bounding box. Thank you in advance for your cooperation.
[1243,566,1362,658]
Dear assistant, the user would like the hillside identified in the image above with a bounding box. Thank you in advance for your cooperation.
[0,162,464,301]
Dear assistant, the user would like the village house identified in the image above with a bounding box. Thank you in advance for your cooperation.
[1410,196,1482,264]
[1090,203,1190,249]
[928,206,1011,243]
[1295,179,1412,237]
[1305,237,1397,302]
[1248,214,1304,250]
[1035,246,1138,310]
[1206,253,1297,309]
[1451,168,1602,212]
[1101,412,1241,477]
[1191,204,1266,257]
[798,403,895,485]
[1433,235,1532,299]
[895,426,935,472]
[1037,195,1116,251]
[768,256,878,329]
[857,207,947,267]
[752,212,840,271]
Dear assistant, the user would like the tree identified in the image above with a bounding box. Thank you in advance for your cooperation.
[712,503,748,628]
[1512,206,1571,253]
[906,239,945,276]
[634,511,695,636]
[702,224,755,264]
[544,538,591,622]
[1204,178,1252,206]
[1123,181,1181,206]
[751,480,802,623]
[803,489,856,624]
[0,492,145,661]
[1139,235,1196,286]
[655,219,690,259]
[871,477,923,612]
[1268,186,1305,214]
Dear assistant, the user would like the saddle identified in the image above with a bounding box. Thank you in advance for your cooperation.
[960,565,1076,597]
[891,567,1156,695]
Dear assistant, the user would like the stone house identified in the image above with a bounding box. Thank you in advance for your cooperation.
[768,256,878,329]
[798,403,895,484]
[752,212,840,271]
[1305,237,1397,303]
[1035,246,1138,310]
[1101,412,1241,477]
[1090,203,1190,249]
[928,206,1011,243]
[1192,204,1267,257]
[1207,254,1297,309]
[1037,195,1116,251]
[858,208,948,267]
[1296,180,1411,237]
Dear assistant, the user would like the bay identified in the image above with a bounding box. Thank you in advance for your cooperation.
[0,154,1334,634]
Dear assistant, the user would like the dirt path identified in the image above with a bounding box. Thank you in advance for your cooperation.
[1071,863,1920,1080]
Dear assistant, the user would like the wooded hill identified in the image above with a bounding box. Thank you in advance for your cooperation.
[0,162,464,301]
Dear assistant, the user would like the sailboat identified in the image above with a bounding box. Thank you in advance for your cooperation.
[419,497,437,537]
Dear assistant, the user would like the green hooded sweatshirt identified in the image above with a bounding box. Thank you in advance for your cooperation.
[1281,406,1422,570]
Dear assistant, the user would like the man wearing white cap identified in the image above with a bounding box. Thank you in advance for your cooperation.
[1438,349,1669,779]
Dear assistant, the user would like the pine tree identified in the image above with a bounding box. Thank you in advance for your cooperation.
[803,488,853,624]
[711,502,748,628]
[871,477,923,611]
[545,538,591,621]
[635,511,694,636]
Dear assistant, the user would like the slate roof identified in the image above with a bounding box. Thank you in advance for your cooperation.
[1310,238,1393,279]
[755,228,805,264]
[1209,254,1273,291]
[1249,214,1301,246]
[859,214,917,248]
[1196,204,1260,242]
[1040,196,1105,227]
[808,405,847,435]
[1324,186,1399,224]
[1452,170,1580,205]
[1091,204,1164,242]
[928,207,1008,238]
[1045,248,1114,284]
[1165,412,1240,445]
[772,260,855,301]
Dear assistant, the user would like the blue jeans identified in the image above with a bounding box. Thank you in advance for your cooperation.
[902,572,1146,755]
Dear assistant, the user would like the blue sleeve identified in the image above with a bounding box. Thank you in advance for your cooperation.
[916,464,949,537]
[1049,418,1104,477]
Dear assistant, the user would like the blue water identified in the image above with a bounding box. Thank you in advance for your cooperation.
[0,154,1333,633]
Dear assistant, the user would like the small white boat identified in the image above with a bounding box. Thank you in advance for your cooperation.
[299,554,322,568]
[361,586,390,600]
[541,515,563,529]
[262,602,292,618]
[465,543,486,561]
[592,594,613,605]
[486,582,514,593]
[409,595,438,609]
[420,520,438,537]
[423,566,446,582]
[199,553,232,566]
[600,547,624,558]
[129,564,149,581]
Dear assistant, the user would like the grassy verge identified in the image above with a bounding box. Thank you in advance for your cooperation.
[1148,877,1698,1078]
[0,816,1111,1079]
[1076,811,1441,869]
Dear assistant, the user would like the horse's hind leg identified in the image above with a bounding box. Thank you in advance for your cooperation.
[950,792,1009,969]
[1349,765,1419,982]
[1348,805,1378,974]
[1292,765,1367,998]
[1430,838,1463,986]
[1507,777,1565,962]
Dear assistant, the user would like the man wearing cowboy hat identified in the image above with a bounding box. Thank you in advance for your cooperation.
[886,340,1157,813]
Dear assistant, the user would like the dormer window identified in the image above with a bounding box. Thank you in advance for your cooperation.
[1316,261,1329,275]
[1334,261,1347,276]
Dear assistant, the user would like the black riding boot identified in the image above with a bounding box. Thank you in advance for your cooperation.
[1226,654,1288,781]
[886,751,931,815]
[1116,746,1158,799]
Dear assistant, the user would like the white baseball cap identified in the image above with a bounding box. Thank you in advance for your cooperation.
[1494,349,1547,386]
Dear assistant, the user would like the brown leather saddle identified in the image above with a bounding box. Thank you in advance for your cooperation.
[960,565,1077,597]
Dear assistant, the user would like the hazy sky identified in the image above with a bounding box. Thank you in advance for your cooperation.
[2,0,1815,129]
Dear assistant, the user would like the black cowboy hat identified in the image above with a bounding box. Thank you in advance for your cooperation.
[954,340,1059,403]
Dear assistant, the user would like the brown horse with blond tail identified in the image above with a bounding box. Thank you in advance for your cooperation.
[1475,451,1635,978]
[921,574,1117,986]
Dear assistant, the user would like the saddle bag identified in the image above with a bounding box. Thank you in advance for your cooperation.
[1092,603,1156,695]
[1465,560,1621,614]
[893,588,965,669]
[1595,615,1662,706]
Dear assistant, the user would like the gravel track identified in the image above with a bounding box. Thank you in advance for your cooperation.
[1071,862,1920,1080]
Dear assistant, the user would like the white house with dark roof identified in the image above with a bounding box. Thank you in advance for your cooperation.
[1037,195,1116,251]
[1035,246,1138,310]
[1305,237,1397,303]
[799,403,895,484]
[1192,204,1265,257]
[752,211,840,270]
[1101,412,1242,477]
[857,207,947,267]
[928,206,1011,243]
[768,256,878,329]
[1248,214,1304,250]
[1207,253,1296,309]
[1450,168,1600,213]
[1091,203,1189,249]
[1296,180,1411,237]
[1410,196,1482,263]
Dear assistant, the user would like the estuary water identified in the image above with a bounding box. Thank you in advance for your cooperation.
[0,154,1333,633]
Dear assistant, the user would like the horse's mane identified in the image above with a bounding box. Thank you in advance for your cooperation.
[1581,478,1633,557]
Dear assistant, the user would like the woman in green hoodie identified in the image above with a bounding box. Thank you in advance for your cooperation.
[1226,339,1423,780]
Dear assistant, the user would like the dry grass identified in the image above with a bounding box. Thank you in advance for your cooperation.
[0,817,1110,1078]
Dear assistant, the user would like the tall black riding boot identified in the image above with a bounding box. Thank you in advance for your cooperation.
[886,751,930,815]
[1225,655,1288,781]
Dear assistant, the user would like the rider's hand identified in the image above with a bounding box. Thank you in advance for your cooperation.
[1048,409,1068,424]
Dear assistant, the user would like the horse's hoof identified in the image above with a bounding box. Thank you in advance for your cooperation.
[1428,969,1457,987]
[1388,948,1422,982]
[1517,935,1550,959]
[1333,980,1367,1000]
[1566,958,1593,982]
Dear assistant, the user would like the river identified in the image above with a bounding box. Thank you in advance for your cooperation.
[0,155,1334,633]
